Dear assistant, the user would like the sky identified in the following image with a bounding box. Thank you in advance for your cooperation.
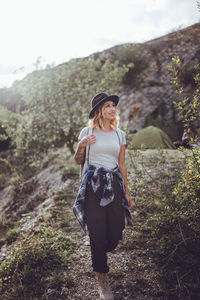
[0,0,199,88]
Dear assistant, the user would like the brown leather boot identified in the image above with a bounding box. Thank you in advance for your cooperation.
[95,272,114,300]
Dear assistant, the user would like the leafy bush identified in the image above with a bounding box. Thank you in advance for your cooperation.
[127,54,200,298]
[146,56,200,298]
[61,166,79,180]
[12,53,128,167]
[0,227,76,299]
[0,87,25,112]
[111,44,149,86]
[127,149,184,213]
[0,105,21,150]
[5,226,21,244]
[0,122,10,150]
[168,56,200,129]
[150,149,200,298]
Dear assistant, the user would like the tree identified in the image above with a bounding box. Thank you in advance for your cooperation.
[13,53,128,165]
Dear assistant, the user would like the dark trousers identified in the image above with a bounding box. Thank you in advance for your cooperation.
[85,173,125,273]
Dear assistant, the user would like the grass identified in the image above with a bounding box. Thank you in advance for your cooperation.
[0,147,194,299]
[0,226,76,299]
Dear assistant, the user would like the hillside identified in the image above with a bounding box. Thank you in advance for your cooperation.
[0,22,200,142]
[0,22,200,299]
[0,148,187,299]
[116,22,200,138]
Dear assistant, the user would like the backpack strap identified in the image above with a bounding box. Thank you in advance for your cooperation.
[85,127,92,165]
[116,128,122,146]
[80,127,90,179]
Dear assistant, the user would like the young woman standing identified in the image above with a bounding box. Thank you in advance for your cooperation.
[73,92,133,300]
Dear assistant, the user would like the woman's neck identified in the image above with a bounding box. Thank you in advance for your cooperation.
[100,120,113,132]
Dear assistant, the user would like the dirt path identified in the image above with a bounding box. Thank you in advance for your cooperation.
[0,150,186,299]
[66,210,165,300]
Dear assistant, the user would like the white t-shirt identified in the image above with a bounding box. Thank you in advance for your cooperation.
[78,126,126,170]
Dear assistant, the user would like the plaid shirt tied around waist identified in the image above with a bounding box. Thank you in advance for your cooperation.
[73,164,132,233]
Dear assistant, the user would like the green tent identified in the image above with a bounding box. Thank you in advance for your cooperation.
[132,126,175,149]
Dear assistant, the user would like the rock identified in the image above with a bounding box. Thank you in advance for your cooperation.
[115,23,200,141]
[1,164,74,220]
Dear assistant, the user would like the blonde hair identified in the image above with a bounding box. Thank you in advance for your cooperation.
[89,102,119,130]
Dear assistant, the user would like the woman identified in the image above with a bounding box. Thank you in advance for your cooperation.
[73,92,133,300]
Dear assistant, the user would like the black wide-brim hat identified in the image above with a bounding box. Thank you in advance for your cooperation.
[89,92,119,119]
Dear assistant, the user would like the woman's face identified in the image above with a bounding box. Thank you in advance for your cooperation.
[102,100,116,120]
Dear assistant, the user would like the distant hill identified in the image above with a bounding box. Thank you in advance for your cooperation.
[0,22,200,141]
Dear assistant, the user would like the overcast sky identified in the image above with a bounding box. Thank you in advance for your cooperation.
[0,0,199,88]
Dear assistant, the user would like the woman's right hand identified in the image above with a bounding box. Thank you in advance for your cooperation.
[79,134,96,147]
[74,134,96,165]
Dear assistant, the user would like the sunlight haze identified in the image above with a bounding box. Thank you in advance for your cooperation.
[0,0,199,87]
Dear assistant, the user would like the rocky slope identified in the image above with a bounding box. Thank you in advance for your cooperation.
[0,23,200,143]
[0,22,200,299]
[116,22,200,139]
[0,149,186,299]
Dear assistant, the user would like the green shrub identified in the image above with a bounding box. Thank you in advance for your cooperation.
[13,53,128,165]
[127,149,184,213]
[150,149,200,298]
[61,166,79,180]
[147,56,200,298]
[0,227,75,299]
[5,227,21,244]
[51,188,78,231]
[111,44,149,86]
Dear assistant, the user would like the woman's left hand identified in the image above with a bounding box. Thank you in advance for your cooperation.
[126,193,133,209]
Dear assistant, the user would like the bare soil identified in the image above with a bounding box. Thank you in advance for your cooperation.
[65,207,165,300]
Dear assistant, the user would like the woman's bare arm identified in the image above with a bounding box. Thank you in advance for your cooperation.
[118,145,133,208]
[74,134,96,165]
[74,140,87,165]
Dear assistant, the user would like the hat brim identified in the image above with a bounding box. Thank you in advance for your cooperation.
[89,95,119,119]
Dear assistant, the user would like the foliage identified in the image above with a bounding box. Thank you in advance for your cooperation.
[0,227,75,299]
[127,149,184,214]
[0,157,12,172]
[0,158,22,195]
[126,53,200,298]
[144,102,184,141]
[146,57,200,298]
[0,43,147,173]
[11,53,128,168]
[61,166,79,180]
[168,56,200,130]
[111,44,149,86]
[0,105,22,152]
[0,123,8,144]
[5,226,21,244]
[0,87,25,112]
[150,149,200,298]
